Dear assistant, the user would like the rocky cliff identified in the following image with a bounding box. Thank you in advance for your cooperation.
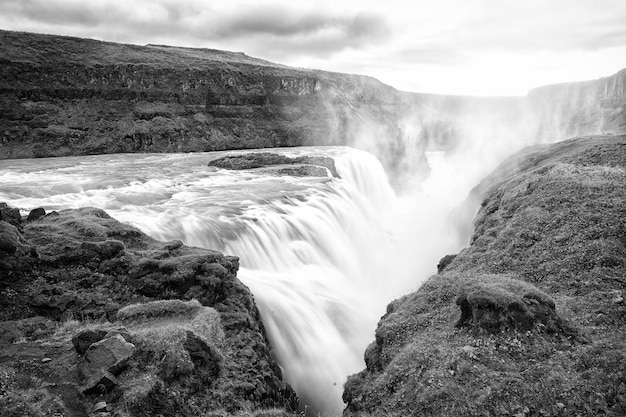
[343,135,626,416]
[0,30,419,181]
[0,205,298,416]
[1,30,625,185]
[529,69,626,140]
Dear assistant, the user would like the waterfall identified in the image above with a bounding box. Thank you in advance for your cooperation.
[221,151,397,414]
[146,150,398,414]
[0,146,476,414]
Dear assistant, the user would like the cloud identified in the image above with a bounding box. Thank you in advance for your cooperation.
[0,0,624,95]
[0,0,390,57]
[428,0,626,53]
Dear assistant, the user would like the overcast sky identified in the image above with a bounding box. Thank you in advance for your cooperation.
[1,0,625,95]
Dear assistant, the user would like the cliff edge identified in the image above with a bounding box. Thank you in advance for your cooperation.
[343,135,626,416]
[0,30,424,181]
[0,206,297,416]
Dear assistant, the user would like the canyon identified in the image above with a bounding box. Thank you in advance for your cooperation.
[1,30,625,417]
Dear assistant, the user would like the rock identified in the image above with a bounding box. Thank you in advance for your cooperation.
[83,371,117,395]
[454,275,571,334]
[41,357,52,363]
[183,331,222,381]
[0,206,22,228]
[208,153,339,178]
[6,206,297,413]
[0,221,27,256]
[56,240,126,264]
[103,328,133,344]
[26,207,46,222]
[80,334,135,376]
[437,254,457,273]
[72,329,108,355]
[208,152,293,170]
[162,240,183,251]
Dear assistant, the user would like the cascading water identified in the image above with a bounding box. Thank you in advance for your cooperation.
[0,146,473,414]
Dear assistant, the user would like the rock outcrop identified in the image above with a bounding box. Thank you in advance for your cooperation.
[343,135,626,416]
[208,151,339,177]
[0,205,298,416]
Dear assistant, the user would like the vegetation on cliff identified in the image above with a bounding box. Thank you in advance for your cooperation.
[0,206,298,416]
[343,135,626,416]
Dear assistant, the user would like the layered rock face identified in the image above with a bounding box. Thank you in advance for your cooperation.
[1,30,624,185]
[343,135,626,416]
[0,206,297,416]
[0,30,420,180]
[528,69,626,139]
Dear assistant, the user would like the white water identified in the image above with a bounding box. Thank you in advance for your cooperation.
[0,146,471,414]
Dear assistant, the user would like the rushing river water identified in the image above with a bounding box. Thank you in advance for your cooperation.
[0,146,472,414]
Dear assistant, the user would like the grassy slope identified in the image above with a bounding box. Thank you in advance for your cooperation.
[343,135,626,416]
[0,30,288,69]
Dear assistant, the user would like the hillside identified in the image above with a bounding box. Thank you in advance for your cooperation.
[343,135,626,416]
[0,30,421,181]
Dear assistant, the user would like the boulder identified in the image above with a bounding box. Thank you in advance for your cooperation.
[0,206,22,228]
[72,329,108,355]
[80,334,135,377]
[0,221,27,257]
[83,371,117,395]
[26,207,46,222]
[455,275,571,335]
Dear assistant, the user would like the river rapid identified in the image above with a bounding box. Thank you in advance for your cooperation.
[0,146,473,414]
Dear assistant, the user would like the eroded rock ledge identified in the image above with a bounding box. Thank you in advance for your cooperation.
[0,206,298,416]
[208,152,339,178]
[343,135,626,416]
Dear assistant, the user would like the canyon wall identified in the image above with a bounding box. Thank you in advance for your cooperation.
[0,30,417,180]
[2,30,624,185]
[529,69,626,140]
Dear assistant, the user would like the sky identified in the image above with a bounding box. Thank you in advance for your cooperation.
[1,0,625,96]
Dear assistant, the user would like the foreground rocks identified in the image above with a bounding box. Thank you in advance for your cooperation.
[0,206,298,416]
[343,135,626,416]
